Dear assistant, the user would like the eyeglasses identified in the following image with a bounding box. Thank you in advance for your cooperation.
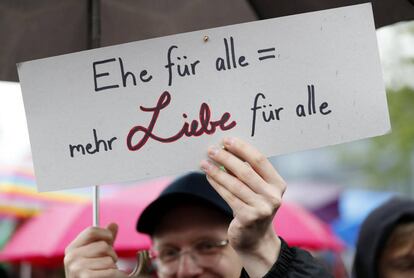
[151,239,229,275]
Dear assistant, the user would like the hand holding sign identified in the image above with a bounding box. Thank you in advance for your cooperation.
[202,137,285,278]
[64,223,128,278]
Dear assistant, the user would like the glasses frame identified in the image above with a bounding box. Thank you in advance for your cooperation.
[151,239,230,274]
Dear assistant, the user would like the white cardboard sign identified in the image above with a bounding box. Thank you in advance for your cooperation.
[18,3,390,191]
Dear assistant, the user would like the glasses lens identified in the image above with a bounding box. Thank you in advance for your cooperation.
[153,239,228,275]
[194,239,228,255]
[158,247,180,263]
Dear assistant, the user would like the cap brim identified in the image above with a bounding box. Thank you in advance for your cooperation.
[136,192,232,235]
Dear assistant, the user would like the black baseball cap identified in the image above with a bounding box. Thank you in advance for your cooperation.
[136,172,233,235]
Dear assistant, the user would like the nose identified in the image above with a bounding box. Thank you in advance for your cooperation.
[176,253,203,278]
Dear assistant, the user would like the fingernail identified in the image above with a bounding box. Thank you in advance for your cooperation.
[208,146,220,157]
[223,137,235,146]
[200,160,213,172]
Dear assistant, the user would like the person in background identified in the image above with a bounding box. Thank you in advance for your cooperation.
[64,137,332,277]
[353,197,414,278]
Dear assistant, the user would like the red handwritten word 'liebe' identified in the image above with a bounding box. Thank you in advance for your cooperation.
[126,91,237,151]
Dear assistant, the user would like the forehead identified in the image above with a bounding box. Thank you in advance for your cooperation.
[152,202,229,245]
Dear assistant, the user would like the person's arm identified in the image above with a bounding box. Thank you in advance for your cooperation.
[201,137,331,277]
[64,223,128,278]
[261,238,333,278]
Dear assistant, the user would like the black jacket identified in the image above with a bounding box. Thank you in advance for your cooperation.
[352,197,414,278]
[240,238,333,277]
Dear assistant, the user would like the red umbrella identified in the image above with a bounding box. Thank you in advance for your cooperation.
[0,177,170,266]
[0,177,342,266]
[274,202,343,252]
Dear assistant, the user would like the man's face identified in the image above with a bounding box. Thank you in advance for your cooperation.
[152,203,243,278]
[379,222,414,278]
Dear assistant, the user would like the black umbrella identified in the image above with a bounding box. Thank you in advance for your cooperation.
[0,0,413,81]
[0,0,257,81]
[250,0,414,28]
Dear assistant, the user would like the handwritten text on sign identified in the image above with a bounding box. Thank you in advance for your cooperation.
[18,3,390,191]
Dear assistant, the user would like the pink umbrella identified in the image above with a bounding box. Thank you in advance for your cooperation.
[0,177,170,266]
[0,177,342,266]
[274,202,343,252]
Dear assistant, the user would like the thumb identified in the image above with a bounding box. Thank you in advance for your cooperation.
[107,222,119,246]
